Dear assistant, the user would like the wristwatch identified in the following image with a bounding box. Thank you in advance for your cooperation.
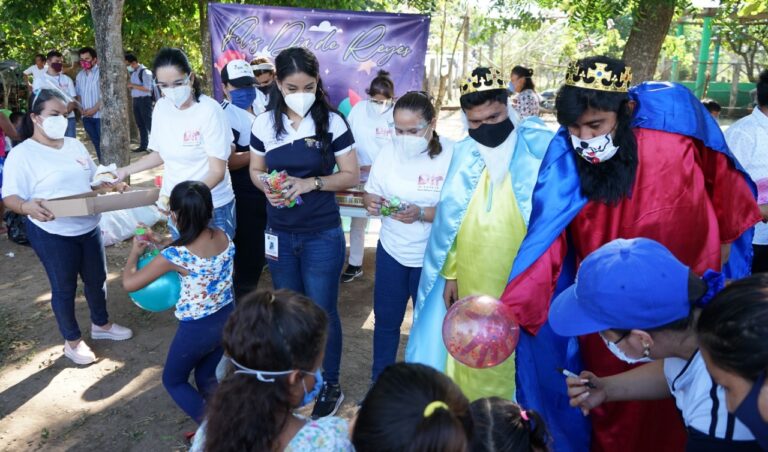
[314,176,324,191]
[418,206,425,222]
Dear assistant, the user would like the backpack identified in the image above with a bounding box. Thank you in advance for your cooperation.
[4,210,29,246]
[137,67,159,102]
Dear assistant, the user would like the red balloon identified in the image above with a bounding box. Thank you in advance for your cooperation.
[442,295,520,369]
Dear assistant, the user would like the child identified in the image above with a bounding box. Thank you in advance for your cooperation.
[122,180,234,423]
[469,397,551,452]
[353,362,472,452]
[549,238,760,450]
[194,289,353,451]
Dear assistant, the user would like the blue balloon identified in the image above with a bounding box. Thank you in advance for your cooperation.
[129,253,180,312]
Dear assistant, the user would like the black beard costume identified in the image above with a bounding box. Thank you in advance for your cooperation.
[574,128,638,205]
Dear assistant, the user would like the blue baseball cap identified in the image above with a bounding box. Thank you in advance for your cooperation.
[549,238,691,337]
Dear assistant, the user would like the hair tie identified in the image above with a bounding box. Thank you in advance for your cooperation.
[520,410,529,421]
[423,401,449,418]
[697,269,726,307]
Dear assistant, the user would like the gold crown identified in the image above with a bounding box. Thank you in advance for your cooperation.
[459,68,507,96]
[565,62,632,93]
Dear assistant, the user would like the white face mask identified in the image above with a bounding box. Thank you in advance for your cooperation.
[394,130,430,159]
[127,65,134,73]
[570,132,619,164]
[37,115,68,140]
[602,335,652,364]
[283,92,315,117]
[161,84,192,109]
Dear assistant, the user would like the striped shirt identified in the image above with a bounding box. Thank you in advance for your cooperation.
[76,65,101,119]
[664,350,757,446]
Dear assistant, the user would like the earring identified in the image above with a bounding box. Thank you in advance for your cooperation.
[642,345,650,357]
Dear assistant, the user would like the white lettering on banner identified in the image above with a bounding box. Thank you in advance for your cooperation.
[221,16,413,67]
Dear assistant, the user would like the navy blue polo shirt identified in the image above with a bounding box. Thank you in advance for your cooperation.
[250,110,354,233]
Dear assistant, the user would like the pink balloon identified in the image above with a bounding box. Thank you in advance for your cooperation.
[442,295,520,369]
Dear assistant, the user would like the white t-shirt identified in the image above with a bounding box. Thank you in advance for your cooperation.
[365,136,454,267]
[2,137,100,236]
[252,89,271,115]
[24,64,48,83]
[664,350,755,441]
[34,72,77,118]
[725,107,768,245]
[347,99,394,168]
[148,95,235,208]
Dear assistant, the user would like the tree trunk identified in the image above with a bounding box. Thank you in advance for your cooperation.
[622,0,676,84]
[198,0,213,95]
[88,0,129,167]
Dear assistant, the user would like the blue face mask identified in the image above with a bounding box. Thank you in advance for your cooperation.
[230,87,257,110]
[300,369,324,407]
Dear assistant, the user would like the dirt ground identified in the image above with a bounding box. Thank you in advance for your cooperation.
[0,110,559,451]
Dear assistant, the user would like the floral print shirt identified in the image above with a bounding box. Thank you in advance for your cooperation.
[161,241,235,321]
[513,89,541,118]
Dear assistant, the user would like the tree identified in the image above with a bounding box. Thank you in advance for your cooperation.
[88,0,130,167]
[621,0,676,82]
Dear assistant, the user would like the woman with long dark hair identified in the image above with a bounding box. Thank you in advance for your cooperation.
[116,48,236,240]
[249,47,359,418]
[509,65,540,118]
[2,89,133,365]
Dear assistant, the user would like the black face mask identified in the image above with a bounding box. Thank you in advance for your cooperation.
[468,117,514,148]
[257,84,272,94]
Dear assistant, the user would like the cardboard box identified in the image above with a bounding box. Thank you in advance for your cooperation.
[42,188,160,217]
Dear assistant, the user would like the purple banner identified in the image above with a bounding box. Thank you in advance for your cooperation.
[208,3,430,115]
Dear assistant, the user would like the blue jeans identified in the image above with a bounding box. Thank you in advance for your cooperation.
[268,226,345,383]
[82,117,101,162]
[163,302,234,423]
[26,220,109,341]
[372,241,422,381]
[168,199,236,241]
[65,117,77,138]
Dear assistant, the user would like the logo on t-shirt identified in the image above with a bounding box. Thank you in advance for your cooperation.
[418,174,444,192]
[183,130,202,146]
[75,157,90,170]
[304,137,323,149]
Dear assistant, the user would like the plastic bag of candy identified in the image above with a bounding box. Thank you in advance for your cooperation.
[258,170,304,209]
[379,196,409,216]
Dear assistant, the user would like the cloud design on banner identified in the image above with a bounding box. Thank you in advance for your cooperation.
[309,20,343,34]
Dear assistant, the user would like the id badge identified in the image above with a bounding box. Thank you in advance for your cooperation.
[265,230,279,261]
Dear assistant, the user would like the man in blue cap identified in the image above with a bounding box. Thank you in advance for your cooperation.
[549,238,760,450]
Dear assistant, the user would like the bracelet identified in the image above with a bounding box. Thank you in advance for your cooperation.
[418,206,425,222]
[19,200,25,215]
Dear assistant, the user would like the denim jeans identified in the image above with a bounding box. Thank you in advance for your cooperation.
[26,220,109,341]
[372,241,422,381]
[82,117,101,162]
[163,302,233,423]
[132,96,153,150]
[65,117,77,138]
[168,199,236,241]
[267,226,345,383]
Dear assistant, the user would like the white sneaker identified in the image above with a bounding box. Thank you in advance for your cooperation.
[91,323,133,341]
[64,340,96,365]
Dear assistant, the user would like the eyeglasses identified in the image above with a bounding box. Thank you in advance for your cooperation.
[600,331,630,346]
[154,75,190,89]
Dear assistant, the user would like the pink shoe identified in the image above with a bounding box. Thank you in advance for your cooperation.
[91,323,133,341]
[64,341,96,365]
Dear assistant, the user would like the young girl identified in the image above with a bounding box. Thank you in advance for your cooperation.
[196,289,352,451]
[249,46,359,418]
[469,397,551,452]
[353,362,472,452]
[122,180,234,423]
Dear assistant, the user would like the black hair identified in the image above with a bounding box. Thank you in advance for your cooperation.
[757,69,768,108]
[204,290,328,452]
[469,397,551,452]
[78,46,97,59]
[511,66,535,92]
[609,271,709,339]
[168,181,213,247]
[366,70,395,99]
[9,111,24,126]
[460,67,509,110]
[152,47,203,102]
[272,47,346,173]
[124,52,138,63]
[556,56,638,205]
[701,98,721,113]
[19,89,67,140]
[394,91,442,159]
[697,274,768,381]
[34,54,45,62]
[353,362,472,452]
[46,50,62,60]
